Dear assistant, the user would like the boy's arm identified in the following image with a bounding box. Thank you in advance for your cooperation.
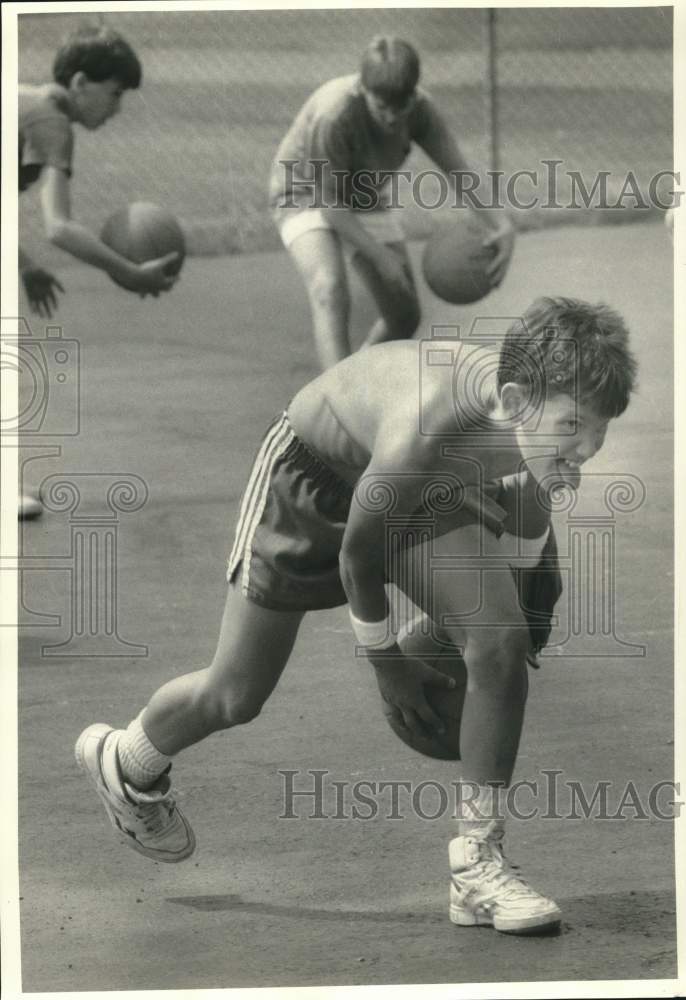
[39,167,178,295]
[415,101,515,286]
[339,429,431,621]
[339,431,456,735]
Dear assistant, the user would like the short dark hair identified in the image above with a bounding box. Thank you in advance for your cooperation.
[360,36,420,107]
[497,297,637,419]
[53,24,142,89]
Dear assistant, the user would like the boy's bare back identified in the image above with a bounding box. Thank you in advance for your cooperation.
[288,339,520,488]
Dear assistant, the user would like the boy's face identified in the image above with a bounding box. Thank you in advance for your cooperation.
[513,392,610,491]
[70,75,124,129]
[362,88,416,132]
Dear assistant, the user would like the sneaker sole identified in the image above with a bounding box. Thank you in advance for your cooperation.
[75,723,196,864]
[450,902,562,935]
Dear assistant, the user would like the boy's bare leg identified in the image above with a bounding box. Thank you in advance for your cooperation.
[287,228,351,369]
[142,585,304,754]
[445,565,528,789]
[391,525,561,932]
[76,585,303,861]
[351,242,421,349]
[391,525,528,786]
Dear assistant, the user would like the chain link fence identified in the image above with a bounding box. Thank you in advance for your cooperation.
[17,7,672,265]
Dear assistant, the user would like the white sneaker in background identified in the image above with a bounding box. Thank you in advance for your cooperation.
[19,493,43,520]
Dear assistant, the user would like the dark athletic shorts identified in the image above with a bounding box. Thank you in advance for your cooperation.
[227,413,562,651]
[227,413,353,611]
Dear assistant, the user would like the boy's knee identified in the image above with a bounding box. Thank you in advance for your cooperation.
[464,626,530,692]
[225,699,263,727]
[197,685,264,731]
[385,296,421,339]
[396,304,421,339]
[307,269,349,313]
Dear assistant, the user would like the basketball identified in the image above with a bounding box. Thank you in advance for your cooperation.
[100,202,185,290]
[422,218,496,305]
[384,627,467,760]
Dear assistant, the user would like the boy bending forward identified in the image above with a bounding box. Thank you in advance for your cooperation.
[19,23,179,315]
[76,297,636,935]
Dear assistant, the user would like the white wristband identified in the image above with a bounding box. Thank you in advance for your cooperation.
[349,611,396,650]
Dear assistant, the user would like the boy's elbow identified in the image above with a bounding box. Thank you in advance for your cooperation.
[339,544,379,589]
[45,217,70,246]
[338,546,356,588]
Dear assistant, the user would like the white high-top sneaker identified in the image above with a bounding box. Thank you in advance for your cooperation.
[449,831,561,934]
[75,723,195,863]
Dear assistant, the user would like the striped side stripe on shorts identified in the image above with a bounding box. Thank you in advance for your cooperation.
[227,413,295,589]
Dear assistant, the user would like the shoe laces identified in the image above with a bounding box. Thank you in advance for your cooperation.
[132,790,177,835]
[469,836,539,903]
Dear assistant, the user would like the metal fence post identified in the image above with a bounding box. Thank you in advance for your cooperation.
[485,8,500,175]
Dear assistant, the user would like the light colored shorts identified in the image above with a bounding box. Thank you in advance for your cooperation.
[277,208,404,252]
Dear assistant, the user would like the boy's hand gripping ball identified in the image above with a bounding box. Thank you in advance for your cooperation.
[101,202,185,291]
[422,217,497,305]
[385,628,466,760]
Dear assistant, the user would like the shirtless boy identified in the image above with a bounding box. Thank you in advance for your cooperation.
[76,296,636,935]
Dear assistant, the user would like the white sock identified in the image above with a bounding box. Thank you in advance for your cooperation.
[456,783,508,839]
[117,713,172,790]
